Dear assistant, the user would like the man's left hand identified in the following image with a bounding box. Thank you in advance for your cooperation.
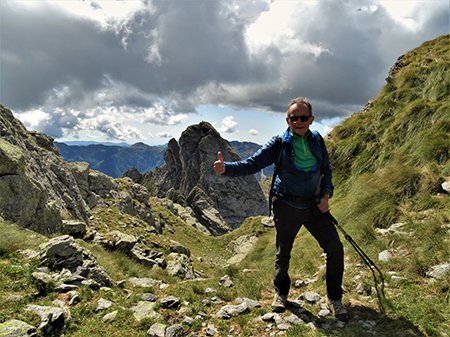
[317,194,329,213]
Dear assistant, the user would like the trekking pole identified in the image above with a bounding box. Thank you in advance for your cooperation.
[326,211,386,314]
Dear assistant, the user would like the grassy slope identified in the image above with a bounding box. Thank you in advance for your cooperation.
[1,35,450,336]
[326,34,450,336]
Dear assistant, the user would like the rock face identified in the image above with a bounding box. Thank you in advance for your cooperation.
[0,105,158,237]
[0,104,90,236]
[152,122,268,231]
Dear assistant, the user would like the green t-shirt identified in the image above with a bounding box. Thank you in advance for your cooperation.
[291,131,318,171]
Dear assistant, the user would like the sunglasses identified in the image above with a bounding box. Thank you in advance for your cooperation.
[288,115,311,122]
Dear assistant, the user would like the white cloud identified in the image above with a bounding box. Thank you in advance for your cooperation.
[141,105,189,126]
[14,109,51,130]
[249,129,259,136]
[218,116,239,133]
[323,125,334,135]
[157,131,173,139]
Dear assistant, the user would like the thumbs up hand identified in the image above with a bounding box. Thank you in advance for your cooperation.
[214,152,225,174]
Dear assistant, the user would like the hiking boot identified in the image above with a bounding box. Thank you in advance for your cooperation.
[271,294,287,312]
[326,297,348,321]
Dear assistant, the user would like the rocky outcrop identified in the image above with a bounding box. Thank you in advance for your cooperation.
[122,166,143,184]
[0,105,90,236]
[152,122,268,232]
[0,105,158,237]
[385,54,406,84]
[37,235,115,287]
[67,162,157,230]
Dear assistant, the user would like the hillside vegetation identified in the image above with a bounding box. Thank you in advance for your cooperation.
[328,34,450,227]
[326,34,450,335]
[1,35,449,337]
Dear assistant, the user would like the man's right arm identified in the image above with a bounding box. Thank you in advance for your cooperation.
[213,136,279,177]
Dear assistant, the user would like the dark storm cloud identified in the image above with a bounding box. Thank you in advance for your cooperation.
[0,0,448,141]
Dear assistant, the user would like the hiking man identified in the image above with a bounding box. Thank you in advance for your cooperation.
[213,97,348,321]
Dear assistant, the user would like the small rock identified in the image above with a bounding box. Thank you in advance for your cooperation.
[218,275,233,287]
[426,263,450,279]
[284,314,304,325]
[161,296,181,309]
[303,291,321,302]
[147,322,167,337]
[277,323,292,331]
[318,309,330,318]
[7,295,24,302]
[206,324,218,336]
[235,297,261,308]
[0,319,37,337]
[102,311,118,323]
[166,324,183,337]
[140,293,158,302]
[96,298,113,312]
[378,250,393,262]
[261,313,275,321]
[294,279,306,288]
[216,303,248,319]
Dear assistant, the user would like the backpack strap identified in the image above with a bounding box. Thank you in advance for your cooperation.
[311,130,324,143]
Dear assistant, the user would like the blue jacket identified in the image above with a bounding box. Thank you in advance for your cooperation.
[223,128,333,205]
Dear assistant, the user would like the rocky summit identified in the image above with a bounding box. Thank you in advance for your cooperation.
[152,121,268,232]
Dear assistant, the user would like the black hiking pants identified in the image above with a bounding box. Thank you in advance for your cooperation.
[273,199,344,301]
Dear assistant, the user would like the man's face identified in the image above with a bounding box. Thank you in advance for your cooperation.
[286,103,314,137]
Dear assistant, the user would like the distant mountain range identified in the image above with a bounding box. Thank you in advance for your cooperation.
[55,139,274,179]
[60,141,132,147]
[55,141,166,178]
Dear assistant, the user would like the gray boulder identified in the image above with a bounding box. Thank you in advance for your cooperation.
[226,235,258,264]
[0,319,37,337]
[147,323,166,337]
[24,305,65,335]
[426,262,450,279]
[166,253,197,280]
[216,302,249,319]
[67,162,91,199]
[38,235,85,269]
[170,241,191,257]
[131,301,162,321]
[106,230,138,252]
[61,220,87,238]
[38,235,115,287]
[129,245,166,268]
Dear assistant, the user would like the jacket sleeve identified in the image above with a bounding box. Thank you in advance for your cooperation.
[222,136,279,177]
[320,140,334,198]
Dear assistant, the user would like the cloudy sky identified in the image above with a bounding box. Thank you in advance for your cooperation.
[1,0,448,146]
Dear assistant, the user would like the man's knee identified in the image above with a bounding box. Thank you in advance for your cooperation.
[326,239,343,257]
